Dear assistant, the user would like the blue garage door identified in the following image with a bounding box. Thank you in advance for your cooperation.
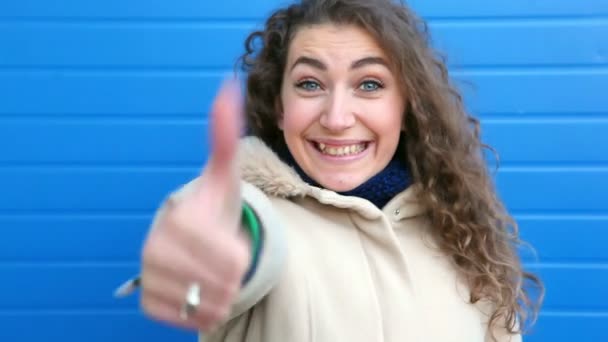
[0,1,606,341]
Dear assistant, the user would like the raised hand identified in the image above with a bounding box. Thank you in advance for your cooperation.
[137,80,250,331]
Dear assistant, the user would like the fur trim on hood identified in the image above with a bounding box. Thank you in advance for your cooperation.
[238,136,309,198]
[237,136,425,220]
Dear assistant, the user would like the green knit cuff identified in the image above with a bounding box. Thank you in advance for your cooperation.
[241,202,261,284]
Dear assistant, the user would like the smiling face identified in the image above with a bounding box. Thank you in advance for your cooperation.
[278,23,406,192]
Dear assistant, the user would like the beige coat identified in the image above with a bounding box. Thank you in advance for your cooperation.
[164,137,520,342]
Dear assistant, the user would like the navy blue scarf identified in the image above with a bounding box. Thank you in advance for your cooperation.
[277,144,411,209]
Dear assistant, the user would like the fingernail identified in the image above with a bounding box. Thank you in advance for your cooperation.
[113,275,141,298]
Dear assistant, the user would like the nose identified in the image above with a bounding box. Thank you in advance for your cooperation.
[319,89,356,132]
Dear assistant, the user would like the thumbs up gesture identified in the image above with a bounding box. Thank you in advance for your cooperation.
[136,80,251,331]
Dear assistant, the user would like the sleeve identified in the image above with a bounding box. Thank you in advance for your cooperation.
[227,180,287,318]
[158,178,286,318]
[114,178,287,326]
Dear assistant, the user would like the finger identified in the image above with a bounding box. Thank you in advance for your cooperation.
[140,283,232,331]
[140,294,200,330]
[141,293,228,331]
[159,209,251,283]
[194,79,244,230]
[141,264,237,310]
[205,78,243,183]
[185,229,250,284]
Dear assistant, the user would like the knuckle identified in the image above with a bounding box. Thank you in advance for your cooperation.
[214,305,232,323]
[138,274,157,297]
[196,314,215,331]
[141,235,165,265]
[161,209,178,229]
[157,209,198,247]
[139,296,156,317]
[218,283,239,305]
[224,256,246,283]
[202,306,230,329]
[165,209,190,235]
[141,237,157,263]
[227,241,250,278]
[164,194,181,211]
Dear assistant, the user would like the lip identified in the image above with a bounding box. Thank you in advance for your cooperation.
[308,138,370,146]
[306,139,372,163]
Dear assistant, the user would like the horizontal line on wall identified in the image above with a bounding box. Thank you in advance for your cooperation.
[1,63,608,71]
[0,165,201,171]
[0,66,238,73]
[0,69,231,77]
[452,65,608,75]
[0,65,606,75]
[0,213,152,219]
[0,113,207,121]
[1,309,607,317]
[496,162,608,169]
[0,161,204,168]
[0,117,208,124]
[524,262,608,269]
[0,309,141,315]
[1,163,607,172]
[480,115,608,123]
[1,113,607,122]
[0,18,260,27]
[514,213,608,220]
[1,259,606,268]
[0,165,602,177]
[497,165,608,172]
[0,15,607,25]
[0,261,139,267]
[541,310,608,317]
[478,112,608,120]
[526,258,608,265]
[0,209,156,216]
[451,66,608,76]
[511,209,608,216]
[430,16,608,26]
[0,212,605,220]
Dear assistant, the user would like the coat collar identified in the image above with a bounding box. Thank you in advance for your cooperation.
[237,136,426,220]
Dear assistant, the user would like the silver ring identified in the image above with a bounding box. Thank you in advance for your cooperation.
[179,282,201,320]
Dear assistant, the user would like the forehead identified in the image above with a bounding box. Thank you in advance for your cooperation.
[286,24,388,65]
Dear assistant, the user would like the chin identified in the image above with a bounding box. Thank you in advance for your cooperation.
[315,174,366,193]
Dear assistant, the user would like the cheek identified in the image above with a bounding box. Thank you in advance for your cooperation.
[281,96,319,135]
[389,96,406,132]
[371,100,404,137]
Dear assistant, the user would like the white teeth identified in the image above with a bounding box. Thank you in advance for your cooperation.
[316,142,366,156]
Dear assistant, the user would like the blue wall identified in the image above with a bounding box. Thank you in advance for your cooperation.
[0,1,607,341]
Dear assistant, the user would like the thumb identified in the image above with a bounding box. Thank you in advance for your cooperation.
[205,79,243,182]
[196,79,244,229]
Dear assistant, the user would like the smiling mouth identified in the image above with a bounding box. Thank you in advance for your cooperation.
[312,141,369,157]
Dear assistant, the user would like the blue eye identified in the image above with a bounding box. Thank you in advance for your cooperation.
[359,80,383,92]
[296,80,321,91]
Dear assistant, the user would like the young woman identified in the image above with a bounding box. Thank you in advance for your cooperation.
[116,1,543,341]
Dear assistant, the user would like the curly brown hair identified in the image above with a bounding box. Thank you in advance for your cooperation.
[236,0,544,339]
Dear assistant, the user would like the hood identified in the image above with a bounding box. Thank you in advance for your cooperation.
[237,136,425,220]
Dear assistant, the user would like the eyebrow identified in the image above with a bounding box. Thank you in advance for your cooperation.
[351,56,389,69]
[289,56,389,71]
[290,56,326,71]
